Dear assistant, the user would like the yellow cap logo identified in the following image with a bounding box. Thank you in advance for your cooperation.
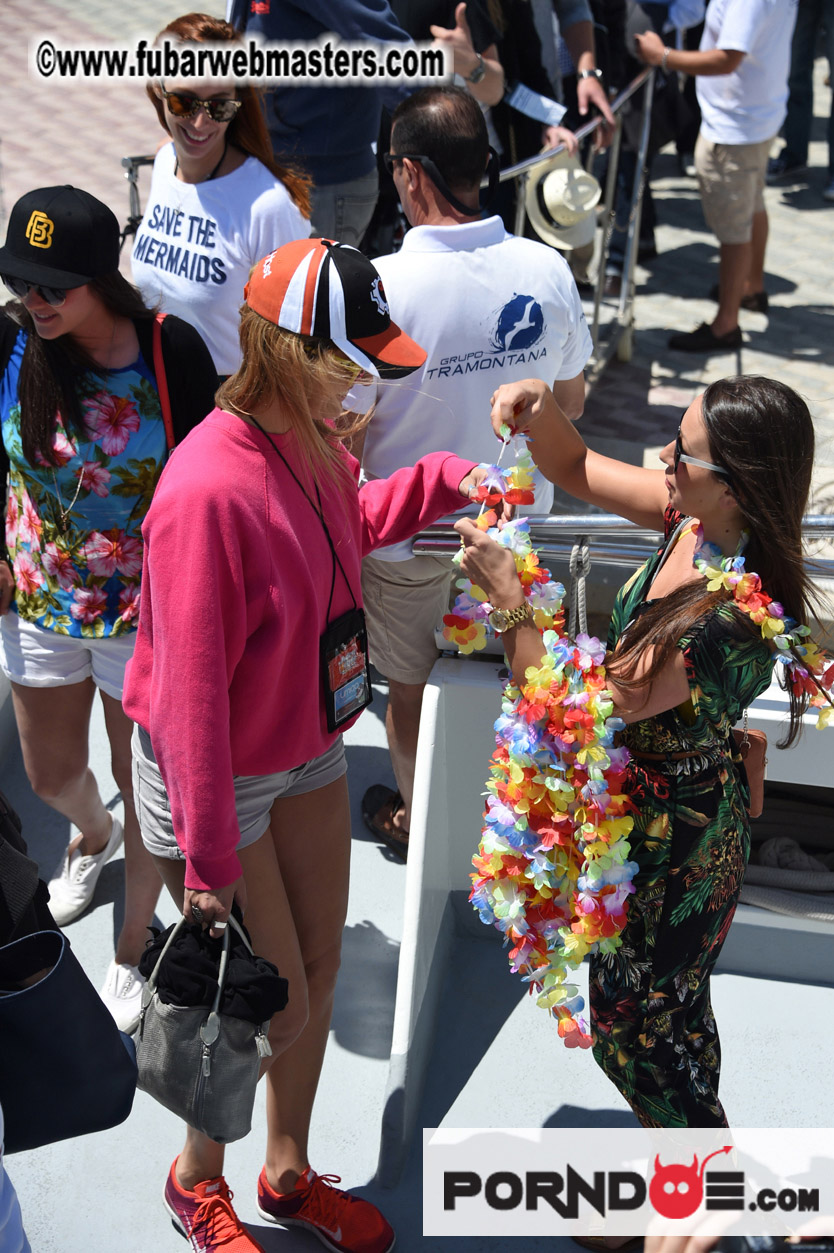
[25,211,54,249]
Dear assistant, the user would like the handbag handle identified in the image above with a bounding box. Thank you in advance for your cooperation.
[141,912,253,1017]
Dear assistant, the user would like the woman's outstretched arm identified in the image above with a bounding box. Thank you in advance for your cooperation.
[490,379,670,531]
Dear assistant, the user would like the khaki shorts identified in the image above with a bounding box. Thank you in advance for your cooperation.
[695,134,773,245]
[361,552,456,685]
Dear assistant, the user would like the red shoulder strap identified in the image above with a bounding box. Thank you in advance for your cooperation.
[152,313,175,452]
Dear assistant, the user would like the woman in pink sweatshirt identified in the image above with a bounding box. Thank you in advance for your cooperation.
[123,237,484,1253]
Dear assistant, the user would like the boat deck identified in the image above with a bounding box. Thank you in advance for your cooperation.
[3,664,834,1252]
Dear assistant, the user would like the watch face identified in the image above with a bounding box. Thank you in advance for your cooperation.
[489,607,509,633]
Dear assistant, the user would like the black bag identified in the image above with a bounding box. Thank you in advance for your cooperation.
[0,929,138,1154]
[0,789,58,943]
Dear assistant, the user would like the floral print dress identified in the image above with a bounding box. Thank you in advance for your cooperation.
[1,328,167,639]
[589,508,774,1127]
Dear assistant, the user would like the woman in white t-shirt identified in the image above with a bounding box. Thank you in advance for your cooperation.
[132,12,311,377]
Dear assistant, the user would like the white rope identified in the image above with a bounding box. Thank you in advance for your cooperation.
[739,884,834,925]
[568,536,592,638]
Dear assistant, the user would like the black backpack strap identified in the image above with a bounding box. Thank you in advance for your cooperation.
[134,314,218,446]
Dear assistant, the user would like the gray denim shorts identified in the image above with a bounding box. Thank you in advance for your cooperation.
[131,724,347,860]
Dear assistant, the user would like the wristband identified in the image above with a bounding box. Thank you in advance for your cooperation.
[661,47,670,73]
[577,67,603,81]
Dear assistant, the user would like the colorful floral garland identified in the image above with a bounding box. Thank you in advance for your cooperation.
[693,525,834,728]
[444,477,833,1047]
[443,443,637,1048]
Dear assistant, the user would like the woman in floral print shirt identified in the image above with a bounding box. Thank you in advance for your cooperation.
[0,186,216,1030]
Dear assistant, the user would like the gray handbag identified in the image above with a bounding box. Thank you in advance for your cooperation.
[135,913,272,1144]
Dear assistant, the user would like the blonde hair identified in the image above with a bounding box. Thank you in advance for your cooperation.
[216,307,372,491]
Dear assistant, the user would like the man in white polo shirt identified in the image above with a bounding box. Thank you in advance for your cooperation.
[358,85,592,857]
[637,0,799,352]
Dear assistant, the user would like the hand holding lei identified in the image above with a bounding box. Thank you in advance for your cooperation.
[692,525,834,728]
[443,431,638,1048]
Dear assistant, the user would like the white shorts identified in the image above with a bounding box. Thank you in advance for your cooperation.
[0,611,135,701]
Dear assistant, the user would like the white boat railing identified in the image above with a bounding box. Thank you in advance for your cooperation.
[414,512,834,574]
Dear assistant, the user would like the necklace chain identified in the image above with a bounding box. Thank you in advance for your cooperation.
[50,442,94,533]
[173,139,228,185]
[49,318,118,533]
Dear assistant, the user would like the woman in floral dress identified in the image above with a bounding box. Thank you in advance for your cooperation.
[0,185,216,1028]
[457,373,822,1128]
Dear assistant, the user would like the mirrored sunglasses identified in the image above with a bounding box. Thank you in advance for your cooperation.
[159,84,241,123]
[2,275,67,307]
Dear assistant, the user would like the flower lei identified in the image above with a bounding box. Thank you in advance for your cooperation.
[692,525,834,729]
[443,437,638,1048]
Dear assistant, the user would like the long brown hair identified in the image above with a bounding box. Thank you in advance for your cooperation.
[216,307,371,492]
[607,376,819,746]
[147,13,311,219]
[9,273,154,467]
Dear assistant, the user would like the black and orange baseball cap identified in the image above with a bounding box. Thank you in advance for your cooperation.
[244,238,426,379]
[0,186,120,289]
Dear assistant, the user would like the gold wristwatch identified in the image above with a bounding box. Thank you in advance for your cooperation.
[488,602,533,634]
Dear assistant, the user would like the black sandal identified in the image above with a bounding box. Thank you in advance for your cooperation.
[361,784,409,861]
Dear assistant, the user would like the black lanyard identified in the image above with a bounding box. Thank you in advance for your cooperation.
[247,414,356,624]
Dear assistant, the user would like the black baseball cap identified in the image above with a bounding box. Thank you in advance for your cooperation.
[0,186,120,289]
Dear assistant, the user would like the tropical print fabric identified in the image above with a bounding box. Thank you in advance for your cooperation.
[589,507,774,1127]
[2,329,167,638]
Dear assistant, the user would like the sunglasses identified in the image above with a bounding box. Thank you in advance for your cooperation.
[383,152,426,174]
[2,275,67,307]
[159,84,241,123]
[673,422,730,478]
[302,342,366,381]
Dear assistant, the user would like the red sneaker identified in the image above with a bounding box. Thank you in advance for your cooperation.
[257,1166,395,1253]
[164,1159,266,1251]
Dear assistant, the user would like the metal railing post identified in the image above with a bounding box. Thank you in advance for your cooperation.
[618,69,655,327]
[488,68,655,379]
[591,114,623,352]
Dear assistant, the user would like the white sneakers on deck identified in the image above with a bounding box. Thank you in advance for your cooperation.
[47,817,146,1032]
[99,959,145,1034]
[46,816,124,926]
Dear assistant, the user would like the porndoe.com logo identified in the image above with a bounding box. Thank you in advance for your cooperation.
[443,1150,819,1220]
[423,1130,828,1238]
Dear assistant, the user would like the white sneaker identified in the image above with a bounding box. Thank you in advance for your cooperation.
[100,959,145,1034]
[46,816,124,926]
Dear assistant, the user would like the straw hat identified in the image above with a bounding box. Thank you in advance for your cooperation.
[524,149,602,250]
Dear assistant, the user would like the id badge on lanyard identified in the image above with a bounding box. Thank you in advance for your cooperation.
[320,605,372,733]
[249,416,373,733]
